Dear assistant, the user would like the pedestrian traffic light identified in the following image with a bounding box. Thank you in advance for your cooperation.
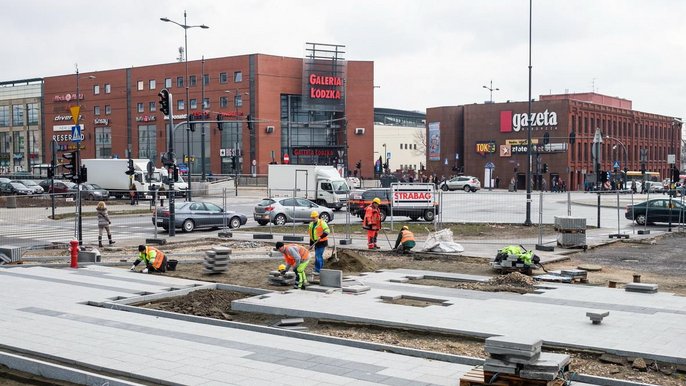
[246,114,253,131]
[543,132,550,146]
[79,165,88,183]
[543,163,549,173]
[356,161,361,169]
[231,156,237,169]
[47,167,54,179]
[125,158,135,175]
[217,113,223,130]
[173,165,179,182]
[189,114,196,132]
[62,151,78,182]
[158,89,170,116]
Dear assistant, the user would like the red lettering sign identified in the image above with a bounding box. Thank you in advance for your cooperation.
[308,74,343,86]
[393,192,433,201]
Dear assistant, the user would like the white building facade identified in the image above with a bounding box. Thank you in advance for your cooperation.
[373,108,425,174]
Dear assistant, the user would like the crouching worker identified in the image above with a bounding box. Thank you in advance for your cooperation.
[131,244,167,274]
[275,241,309,289]
[393,225,416,254]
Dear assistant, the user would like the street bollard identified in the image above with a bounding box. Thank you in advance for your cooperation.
[633,274,641,283]
[69,239,79,268]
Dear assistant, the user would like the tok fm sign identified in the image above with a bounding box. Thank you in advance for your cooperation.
[500,109,558,132]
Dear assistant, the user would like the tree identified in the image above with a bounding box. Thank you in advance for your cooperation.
[413,128,427,155]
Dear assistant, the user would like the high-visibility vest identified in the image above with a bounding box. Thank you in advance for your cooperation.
[400,230,415,243]
[309,219,330,242]
[364,205,381,230]
[140,246,165,270]
[283,244,309,266]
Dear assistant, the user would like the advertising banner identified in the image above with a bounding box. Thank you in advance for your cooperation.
[428,122,440,161]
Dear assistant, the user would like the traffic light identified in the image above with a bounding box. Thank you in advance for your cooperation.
[246,114,253,130]
[62,151,78,182]
[217,113,223,130]
[125,159,135,175]
[672,167,680,183]
[543,163,549,173]
[173,165,179,182]
[158,89,170,115]
[569,131,576,145]
[543,132,550,146]
[189,114,196,132]
[356,161,361,169]
[79,165,88,183]
[47,167,54,179]
[601,171,608,183]
[231,156,237,169]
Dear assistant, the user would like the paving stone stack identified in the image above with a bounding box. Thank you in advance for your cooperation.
[554,216,586,249]
[484,336,570,382]
[202,247,231,275]
[0,246,21,264]
[267,270,295,286]
[625,282,658,294]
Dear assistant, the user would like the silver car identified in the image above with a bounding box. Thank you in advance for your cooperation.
[440,175,481,192]
[13,180,44,194]
[253,197,334,226]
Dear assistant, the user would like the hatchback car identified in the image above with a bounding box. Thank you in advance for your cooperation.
[625,199,686,225]
[0,182,34,195]
[153,201,248,232]
[439,176,481,192]
[81,183,110,200]
[253,197,334,226]
[13,180,44,194]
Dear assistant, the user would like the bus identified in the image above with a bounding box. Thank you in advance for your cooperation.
[625,171,660,182]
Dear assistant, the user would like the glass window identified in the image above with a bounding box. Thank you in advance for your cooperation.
[203,74,210,86]
[93,85,100,95]
[234,71,242,82]
[149,102,156,112]
[13,131,24,153]
[95,127,112,158]
[189,99,197,110]
[177,100,185,111]
[205,202,222,212]
[149,79,156,90]
[137,81,144,91]
[220,96,228,108]
[219,72,228,84]
[0,106,8,126]
[94,106,100,115]
[176,77,184,88]
[137,125,157,162]
[105,105,111,114]
[165,78,172,88]
[189,75,197,87]
[203,98,210,109]
[12,105,23,126]
[137,103,144,113]
[234,95,243,107]
[281,198,297,207]
[105,84,111,93]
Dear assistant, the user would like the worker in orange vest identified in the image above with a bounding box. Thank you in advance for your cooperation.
[275,241,310,289]
[393,225,416,254]
[308,210,330,274]
[363,197,382,249]
[131,245,168,273]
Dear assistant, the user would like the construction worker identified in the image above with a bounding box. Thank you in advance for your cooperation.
[363,197,382,249]
[131,245,167,274]
[308,210,330,275]
[393,225,416,254]
[275,241,310,289]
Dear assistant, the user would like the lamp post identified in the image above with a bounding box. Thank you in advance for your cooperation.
[160,10,209,201]
[524,0,533,226]
[382,143,387,173]
[482,80,499,103]
[225,89,249,173]
[606,136,628,188]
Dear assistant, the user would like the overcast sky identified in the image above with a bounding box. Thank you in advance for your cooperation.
[4,0,685,121]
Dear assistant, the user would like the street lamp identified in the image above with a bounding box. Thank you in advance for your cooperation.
[482,80,499,103]
[607,135,628,189]
[160,10,209,201]
[524,0,533,226]
[382,143,387,173]
[225,89,250,175]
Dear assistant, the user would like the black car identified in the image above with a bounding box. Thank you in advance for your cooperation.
[348,188,438,221]
[81,183,110,201]
[625,199,686,225]
[0,182,34,195]
[153,201,248,232]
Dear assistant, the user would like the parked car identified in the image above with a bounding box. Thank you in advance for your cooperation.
[643,181,664,193]
[439,176,481,192]
[0,182,34,195]
[345,177,361,189]
[41,180,77,196]
[12,180,44,194]
[153,201,248,232]
[253,197,334,226]
[347,188,438,222]
[81,183,110,200]
[0,178,10,184]
[625,198,686,225]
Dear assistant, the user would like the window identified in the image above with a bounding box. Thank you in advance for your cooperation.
[149,102,156,112]
[95,127,112,158]
[138,125,157,162]
[220,96,228,108]
[149,79,156,90]
[177,100,185,111]
[93,85,100,95]
[414,144,417,150]
[0,106,8,126]
[165,78,172,88]
[189,99,197,110]
[189,75,197,87]
[13,132,24,153]
[137,80,144,91]
[234,71,242,82]
[12,105,23,126]
[219,72,228,84]
[176,76,184,88]
[27,104,38,125]
[234,95,243,108]
[105,105,111,114]
[203,98,210,109]
[137,103,144,113]
[94,106,100,115]
[205,202,222,212]
[105,84,111,94]
[203,74,209,86]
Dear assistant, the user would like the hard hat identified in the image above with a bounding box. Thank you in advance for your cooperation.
[372,197,381,204]
[278,264,286,271]
[310,210,319,218]
[402,225,409,230]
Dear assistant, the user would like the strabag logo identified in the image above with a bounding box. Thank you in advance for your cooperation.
[500,109,558,132]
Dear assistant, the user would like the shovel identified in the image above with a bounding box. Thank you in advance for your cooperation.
[380,227,394,249]
[328,224,340,263]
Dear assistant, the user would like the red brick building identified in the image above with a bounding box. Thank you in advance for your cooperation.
[43,50,374,177]
[426,93,682,190]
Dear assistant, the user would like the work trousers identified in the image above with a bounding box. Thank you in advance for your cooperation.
[367,229,379,248]
[133,256,168,273]
[313,240,327,273]
[294,260,309,288]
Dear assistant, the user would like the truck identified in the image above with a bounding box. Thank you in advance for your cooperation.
[81,159,161,199]
[267,164,349,210]
[157,167,189,197]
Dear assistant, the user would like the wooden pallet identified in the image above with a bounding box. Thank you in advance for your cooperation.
[459,368,564,386]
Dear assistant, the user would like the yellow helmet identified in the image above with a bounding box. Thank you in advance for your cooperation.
[278,264,286,271]
[310,210,319,218]
[402,225,409,230]
[372,197,381,204]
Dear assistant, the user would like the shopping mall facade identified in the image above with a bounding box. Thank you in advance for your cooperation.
[33,45,374,177]
[426,93,683,191]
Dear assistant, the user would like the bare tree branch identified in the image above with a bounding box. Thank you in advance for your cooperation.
[413,128,426,155]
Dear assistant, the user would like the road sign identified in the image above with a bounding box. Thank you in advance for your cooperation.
[70,106,81,124]
[668,154,676,165]
[485,162,495,169]
[613,160,620,169]
[71,125,82,143]
[386,152,391,160]
[593,128,604,144]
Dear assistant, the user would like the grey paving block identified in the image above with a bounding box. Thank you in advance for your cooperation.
[625,283,658,293]
[483,363,518,375]
[277,318,304,326]
[524,352,571,372]
[490,353,541,364]
[211,247,232,255]
[485,335,542,352]
[534,274,572,283]
[561,269,587,277]
[390,278,410,283]
[342,285,370,293]
[319,269,343,288]
[520,369,557,381]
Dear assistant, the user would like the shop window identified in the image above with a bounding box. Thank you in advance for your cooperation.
[0,106,7,126]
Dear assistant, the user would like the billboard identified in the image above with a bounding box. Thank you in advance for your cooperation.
[428,122,440,161]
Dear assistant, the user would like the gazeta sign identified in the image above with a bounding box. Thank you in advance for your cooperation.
[500,109,558,132]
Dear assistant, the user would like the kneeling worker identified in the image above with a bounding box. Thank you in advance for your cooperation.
[393,225,416,254]
[275,241,309,289]
[131,245,167,274]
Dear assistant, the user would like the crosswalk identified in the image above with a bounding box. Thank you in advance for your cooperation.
[0,224,154,248]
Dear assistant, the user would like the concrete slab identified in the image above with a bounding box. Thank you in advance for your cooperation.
[319,269,343,288]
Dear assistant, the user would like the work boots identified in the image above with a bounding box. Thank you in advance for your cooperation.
[98,237,103,248]
[108,235,115,245]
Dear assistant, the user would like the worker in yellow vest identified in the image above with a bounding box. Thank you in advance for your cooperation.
[131,245,168,273]
[308,210,330,274]
[393,226,416,254]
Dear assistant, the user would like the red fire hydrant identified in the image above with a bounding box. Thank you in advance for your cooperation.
[70,239,79,268]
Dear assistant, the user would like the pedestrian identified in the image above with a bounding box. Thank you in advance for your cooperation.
[363,197,382,249]
[129,184,138,205]
[131,245,167,274]
[631,180,637,193]
[393,225,416,254]
[274,241,309,289]
[308,210,330,275]
[510,176,517,192]
[96,201,115,248]
[495,176,500,189]
[541,178,548,192]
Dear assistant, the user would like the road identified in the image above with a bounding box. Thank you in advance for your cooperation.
[0,189,682,249]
